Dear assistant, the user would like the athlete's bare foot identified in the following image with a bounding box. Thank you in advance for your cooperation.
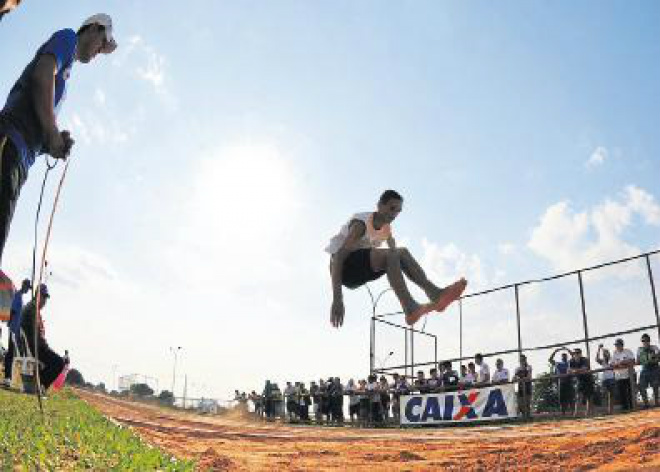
[431,278,468,312]
[404,300,434,325]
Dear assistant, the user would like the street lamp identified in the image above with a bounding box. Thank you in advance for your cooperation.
[169,346,182,397]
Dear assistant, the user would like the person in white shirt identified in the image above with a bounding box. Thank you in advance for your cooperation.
[492,358,509,384]
[611,338,636,410]
[475,353,491,385]
[596,344,615,414]
[284,382,297,421]
[327,190,467,328]
[636,333,660,408]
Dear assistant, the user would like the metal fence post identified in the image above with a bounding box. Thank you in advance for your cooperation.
[578,271,591,362]
[645,255,660,341]
[515,284,523,355]
[459,299,463,369]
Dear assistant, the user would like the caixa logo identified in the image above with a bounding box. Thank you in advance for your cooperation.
[402,387,513,424]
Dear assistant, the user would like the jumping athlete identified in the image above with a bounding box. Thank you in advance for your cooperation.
[326,190,467,328]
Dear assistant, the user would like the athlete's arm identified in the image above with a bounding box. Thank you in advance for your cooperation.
[386,236,396,250]
[31,54,68,159]
[330,220,366,328]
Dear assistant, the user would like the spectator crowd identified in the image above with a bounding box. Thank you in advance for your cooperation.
[239,333,659,425]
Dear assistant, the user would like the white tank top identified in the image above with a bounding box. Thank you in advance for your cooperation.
[325,212,392,255]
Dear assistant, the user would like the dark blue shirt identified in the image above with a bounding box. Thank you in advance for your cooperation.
[0,29,77,174]
[555,360,569,376]
[8,291,24,336]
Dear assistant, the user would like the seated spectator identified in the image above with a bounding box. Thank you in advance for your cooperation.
[427,368,442,392]
[596,345,615,414]
[637,333,660,408]
[414,370,428,393]
[514,355,533,417]
[379,376,391,420]
[549,349,574,416]
[19,285,65,393]
[611,338,636,411]
[459,364,475,388]
[568,348,593,417]
[475,353,491,385]
[491,358,509,384]
[441,361,460,390]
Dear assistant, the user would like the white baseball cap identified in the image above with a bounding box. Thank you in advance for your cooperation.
[81,13,117,54]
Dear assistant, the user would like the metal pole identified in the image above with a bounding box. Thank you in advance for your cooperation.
[410,327,415,379]
[577,272,591,361]
[645,255,660,340]
[404,327,408,378]
[515,284,523,355]
[434,335,438,371]
[459,299,463,368]
[370,316,375,375]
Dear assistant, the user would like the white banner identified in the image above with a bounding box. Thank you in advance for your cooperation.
[400,384,519,425]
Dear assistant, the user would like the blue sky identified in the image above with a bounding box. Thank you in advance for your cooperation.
[1,1,659,399]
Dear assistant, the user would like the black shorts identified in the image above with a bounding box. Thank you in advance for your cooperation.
[341,249,385,289]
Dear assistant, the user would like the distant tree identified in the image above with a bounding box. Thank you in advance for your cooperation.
[532,372,559,413]
[96,382,107,393]
[130,383,154,397]
[65,369,85,386]
[158,390,175,405]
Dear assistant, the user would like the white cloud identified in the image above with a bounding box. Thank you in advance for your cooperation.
[421,240,488,290]
[498,242,515,256]
[113,34,176,108]
[528,186,660,273]
[586,146,608,168]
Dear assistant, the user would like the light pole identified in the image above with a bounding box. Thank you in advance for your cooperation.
[169,346,182,397]
[111,364,118,392]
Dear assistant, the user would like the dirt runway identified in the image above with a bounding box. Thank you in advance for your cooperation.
[77,390,660,471]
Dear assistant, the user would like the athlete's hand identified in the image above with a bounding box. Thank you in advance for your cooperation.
[331,298,345,328]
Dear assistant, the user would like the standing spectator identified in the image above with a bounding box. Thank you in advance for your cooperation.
[262,380,274,419]
[0,15,118,264]
[367,374,382,424]
[514,355,533,417]
[330,377,344,424]
[441,361,460,391]
[475,353,491,385]
[568,348,594,417]
[357,379,369,426]
[491,359,509,384]
[346,379,360,423]
[467,363,478,384]
[3,278,30,386]
[637,333,660,408]
[284,382,297,421]
[310,381,321,422]
[459,364,475,388]
[391,373,408,421]
[319,379,330,423]
[611,338,636,411]
[379,376,391,421]
[298,382,310,421]
[20,284,64,392]
[596,345,615,414]
[427,368,441,392]
[414,370,428,393]
[63,349,70,366]
[249,390,262,417]
[549,349,574,416]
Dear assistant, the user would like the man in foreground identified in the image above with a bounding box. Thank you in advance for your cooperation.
[0,14,117,265]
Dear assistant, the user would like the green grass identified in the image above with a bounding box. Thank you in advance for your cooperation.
[0,388,196,471]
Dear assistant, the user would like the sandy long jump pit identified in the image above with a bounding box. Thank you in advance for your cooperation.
[77,390,660,471]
